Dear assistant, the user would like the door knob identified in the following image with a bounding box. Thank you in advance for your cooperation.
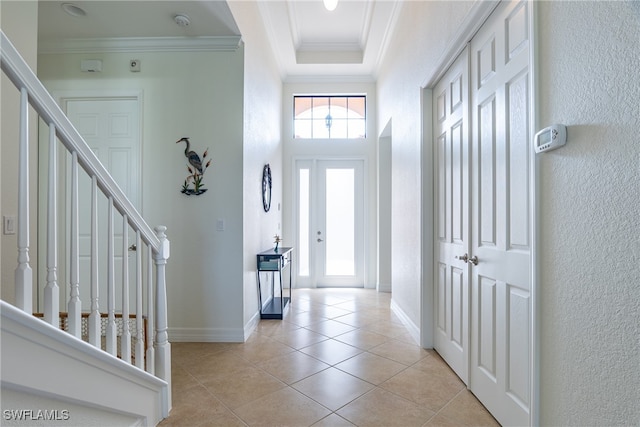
[128,244,137,252]
[455,254,468,263]
[317,238,324,243]
[469,255,478,265]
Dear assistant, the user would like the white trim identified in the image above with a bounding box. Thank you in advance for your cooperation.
[285,74,376,84]
[168,327,245,343]
[420,87,434,349]
[38,36,242,54]
[244,310,261,341]
[390,298,420,345]
[530,1,541,425]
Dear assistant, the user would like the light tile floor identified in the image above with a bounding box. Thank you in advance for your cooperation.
[160,288,499,427]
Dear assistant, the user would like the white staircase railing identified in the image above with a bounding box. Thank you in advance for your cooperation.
[1,30,171,412]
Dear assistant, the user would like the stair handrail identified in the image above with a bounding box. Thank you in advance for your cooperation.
[1,31,159,249]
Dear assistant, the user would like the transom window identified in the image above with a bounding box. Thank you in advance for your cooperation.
[294,95,366,139]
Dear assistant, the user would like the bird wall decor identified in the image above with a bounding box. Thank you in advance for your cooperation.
[176,137,212,196]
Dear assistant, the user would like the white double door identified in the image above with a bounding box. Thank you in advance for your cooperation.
[296,159,365,288]
[434,1,532,426]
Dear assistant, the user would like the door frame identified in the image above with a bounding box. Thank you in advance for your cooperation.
[36,90,143,312]
[420,1,539,425]
[292,156,368,289]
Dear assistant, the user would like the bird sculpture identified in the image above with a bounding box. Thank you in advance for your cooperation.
[176,137,203,174]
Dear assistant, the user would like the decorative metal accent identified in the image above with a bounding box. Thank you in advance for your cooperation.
[262,164,272,212]
[176,137,212,196]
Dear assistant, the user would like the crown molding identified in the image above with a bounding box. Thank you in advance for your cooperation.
[38,36,242,54]
[284,73,375,84]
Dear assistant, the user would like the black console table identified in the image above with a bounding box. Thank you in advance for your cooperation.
[256,247,293,319]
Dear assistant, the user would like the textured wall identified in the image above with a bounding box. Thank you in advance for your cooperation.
[537,1,640,425]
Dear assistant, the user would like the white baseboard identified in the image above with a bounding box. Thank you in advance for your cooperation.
[243,311,261,341]
[168,327,245,343]
[390,298,421,345]
[378,282,392,293]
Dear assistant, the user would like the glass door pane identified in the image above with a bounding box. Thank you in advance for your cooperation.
[298,168,310,276]
[325,168,355,276]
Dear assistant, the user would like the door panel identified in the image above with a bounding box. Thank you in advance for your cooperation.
[433,46,470,383]
[470,1,531,425]
[66,98,141,313]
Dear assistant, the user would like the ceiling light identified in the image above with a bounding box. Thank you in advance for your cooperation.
[173,14,191,27]
[61,3,86,17]
[323,0,338,12]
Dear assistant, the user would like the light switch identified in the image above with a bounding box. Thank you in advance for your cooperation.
[216,219,225,232]
[3,215,16,235]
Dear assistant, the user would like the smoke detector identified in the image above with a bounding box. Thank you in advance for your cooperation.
[173,14,191,27]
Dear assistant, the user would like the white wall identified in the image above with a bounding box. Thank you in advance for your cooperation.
[537,2,640,425]
[0,1,39,306]
[226,1,284,334]
[38,47,246,341]
[376,1,473,332]
[282,82,378,290]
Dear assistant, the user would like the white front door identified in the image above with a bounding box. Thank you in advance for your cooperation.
[296,159,365,288]
[433,46,470,383]
[469,1,531,425]
[65,97,141,312]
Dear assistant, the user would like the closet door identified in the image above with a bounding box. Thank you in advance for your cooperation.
[470,1,531,425]
[433,47,470,383]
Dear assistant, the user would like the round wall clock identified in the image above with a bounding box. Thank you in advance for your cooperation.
[262,164,272,212]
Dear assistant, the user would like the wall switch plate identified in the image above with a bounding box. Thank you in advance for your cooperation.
[216,219,225,232]
[3,215,16,235]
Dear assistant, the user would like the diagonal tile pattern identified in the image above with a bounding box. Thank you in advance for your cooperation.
[160,288,499,427]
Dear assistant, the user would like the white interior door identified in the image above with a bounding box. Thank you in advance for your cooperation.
[296,159,365,288]
[65,98,141,312]
[433,46,470,383]
[469,1,531,425]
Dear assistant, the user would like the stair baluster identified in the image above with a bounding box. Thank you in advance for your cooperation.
[106,197,117,356]
[135,231,145,369]
[44,123,59,327]
[15,87,33,313]
[146,246,155,375]
[88,175,101,347]
[68,151,81,337]
[121,214,132,363]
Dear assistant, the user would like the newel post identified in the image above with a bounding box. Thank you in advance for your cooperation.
[153,225,171,410]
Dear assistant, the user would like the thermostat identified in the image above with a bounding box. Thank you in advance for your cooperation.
[534,124,566,153]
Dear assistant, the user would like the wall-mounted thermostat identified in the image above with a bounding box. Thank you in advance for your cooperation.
[534,124,566,153]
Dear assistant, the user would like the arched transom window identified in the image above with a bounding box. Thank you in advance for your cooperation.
[294,95,366,139]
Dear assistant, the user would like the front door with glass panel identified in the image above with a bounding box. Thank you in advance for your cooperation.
[296,159,364,288]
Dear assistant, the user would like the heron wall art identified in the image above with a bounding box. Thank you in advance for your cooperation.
[176,137,212,196]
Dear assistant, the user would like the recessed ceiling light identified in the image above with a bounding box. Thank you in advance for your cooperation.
[323,0,338,12]
[173,14,191,27]
[61,3,87,17]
